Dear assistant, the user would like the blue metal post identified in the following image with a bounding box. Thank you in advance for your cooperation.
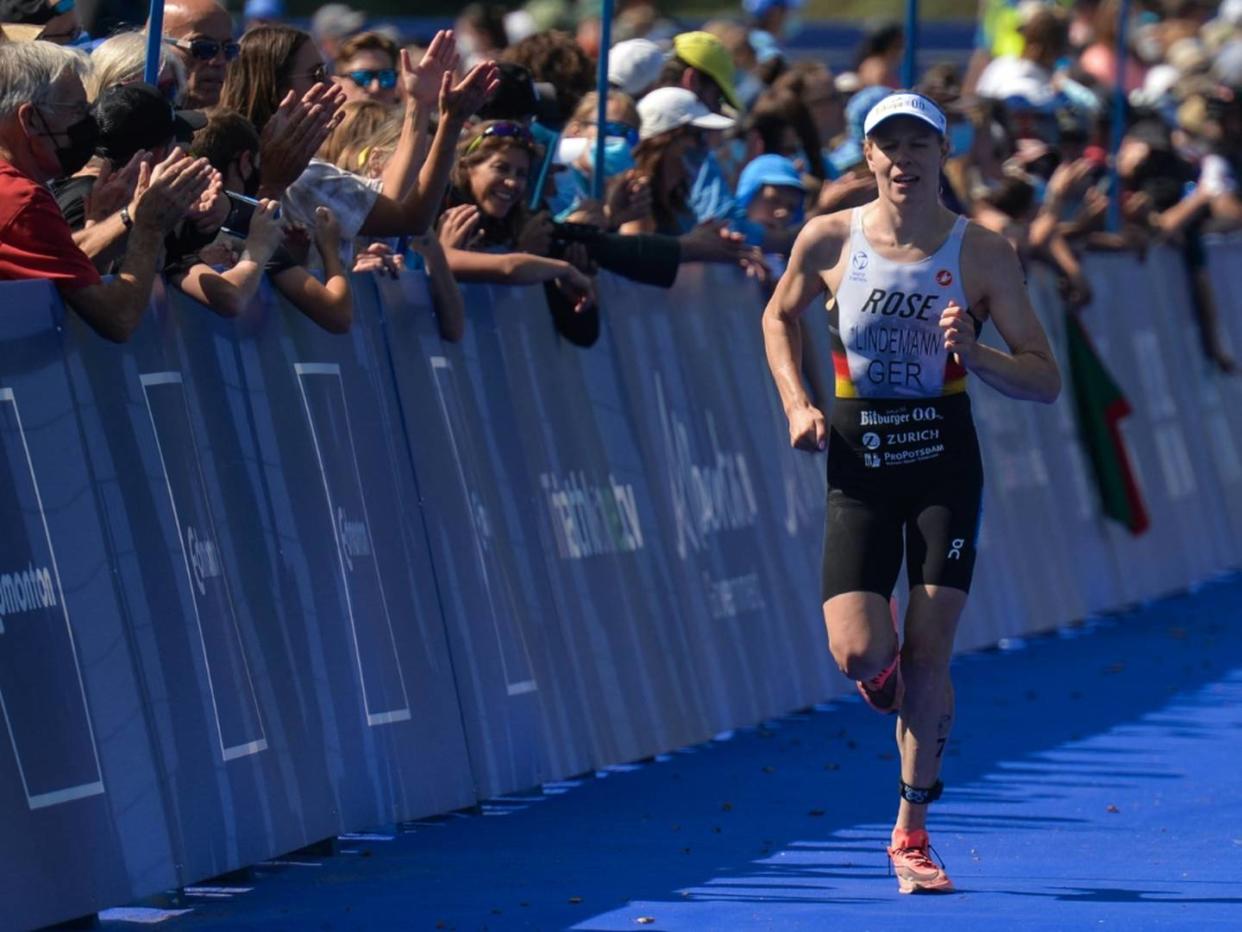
[901,0,919,89]
[1107,0,1132,232]
[145,0,165,85]
[592,0,615,201]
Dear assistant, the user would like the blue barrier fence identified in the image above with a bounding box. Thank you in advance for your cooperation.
[1,243,1240,928]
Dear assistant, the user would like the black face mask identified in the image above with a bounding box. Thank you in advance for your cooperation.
[35,108,99,177]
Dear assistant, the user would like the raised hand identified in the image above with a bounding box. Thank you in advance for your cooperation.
[1046,157,1093,204]
[132,151,215,233]
[605,171,652,227]
[402,29,460,109]
[85,150,147,225]
[188,168,228,233]
[438,60,501,124]
[258,83,346,196]
[436,203,482,249]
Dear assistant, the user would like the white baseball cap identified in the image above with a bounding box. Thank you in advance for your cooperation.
[863,92,947,137]
[637,86,735,140]
[608,39,666,99]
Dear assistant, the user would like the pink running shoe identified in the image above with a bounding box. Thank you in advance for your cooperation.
[856,596,903,713]
[856,652,904,713]
[887,828,954,894]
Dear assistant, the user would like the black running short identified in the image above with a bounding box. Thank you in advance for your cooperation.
[821,393,984,602]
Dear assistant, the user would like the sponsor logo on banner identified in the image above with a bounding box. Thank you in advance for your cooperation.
[336,507,373,572]
[704,571,766,619]
[862,432,881,450]
[540,471,644,560]
[185,525,222,596]
[655,375,758,560]
[0,563,57,629]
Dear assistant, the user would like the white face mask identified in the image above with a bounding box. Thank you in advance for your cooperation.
[557,136,589,165]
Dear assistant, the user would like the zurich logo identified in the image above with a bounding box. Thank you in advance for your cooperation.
[862,432,881,450]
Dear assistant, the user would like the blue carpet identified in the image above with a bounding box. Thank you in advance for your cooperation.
[117,575,1242,931]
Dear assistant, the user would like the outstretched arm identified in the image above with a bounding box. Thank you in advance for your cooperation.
[946,227,1061,404]
[762,215,844,451]
[360,61,500,238]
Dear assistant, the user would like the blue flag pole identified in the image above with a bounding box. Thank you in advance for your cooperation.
[901,0,919,89]
[1107,0,1132,232]
[144,0,165,85]
[591,0,615,201]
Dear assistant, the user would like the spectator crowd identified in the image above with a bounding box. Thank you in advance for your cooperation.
[0,0,1239,358]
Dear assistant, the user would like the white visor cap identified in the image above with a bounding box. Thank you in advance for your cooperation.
[863,92,947,137]
[637,86,736,140]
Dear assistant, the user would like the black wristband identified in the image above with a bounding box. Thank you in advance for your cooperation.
[119,206,133,230]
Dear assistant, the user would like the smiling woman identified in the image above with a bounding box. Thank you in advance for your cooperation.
[440,120,596,314]
[451,119,538,246]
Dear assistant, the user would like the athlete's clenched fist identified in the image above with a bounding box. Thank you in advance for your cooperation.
[939,301,978,367]
[787,403,827,453]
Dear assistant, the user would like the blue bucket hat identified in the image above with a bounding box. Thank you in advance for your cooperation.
[737,154,806,223]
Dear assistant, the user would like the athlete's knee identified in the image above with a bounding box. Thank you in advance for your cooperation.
[830,637,898,682]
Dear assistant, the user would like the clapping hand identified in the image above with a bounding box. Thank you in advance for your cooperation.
[439,60,501,124]
[402,29,459,109]
[85,150,147,225]
[436,204,482,250]
[258,83,346,197]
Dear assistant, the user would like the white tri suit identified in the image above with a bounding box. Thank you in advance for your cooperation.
[821,208,985,600]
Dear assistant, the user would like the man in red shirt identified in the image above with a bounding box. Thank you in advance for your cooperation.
[0,41,212,341]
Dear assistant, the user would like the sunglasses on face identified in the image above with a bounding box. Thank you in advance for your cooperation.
[165,37,241,62]
[594,120,639,146]
[465,121,535,154]
[346,69,397,90]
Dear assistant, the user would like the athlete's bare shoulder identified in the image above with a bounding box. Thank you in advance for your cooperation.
[959,217,1024,302]
[790,209,853,270]
[960,219,1022,270]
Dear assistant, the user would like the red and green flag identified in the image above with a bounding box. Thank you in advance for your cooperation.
[1065,312,1150,536]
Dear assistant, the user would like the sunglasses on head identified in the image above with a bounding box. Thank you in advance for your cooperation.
[165,36,241,62]
[346,69,397,90]
[465,121,535,154]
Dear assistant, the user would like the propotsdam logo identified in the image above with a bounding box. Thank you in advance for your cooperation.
[0,563,58,628]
